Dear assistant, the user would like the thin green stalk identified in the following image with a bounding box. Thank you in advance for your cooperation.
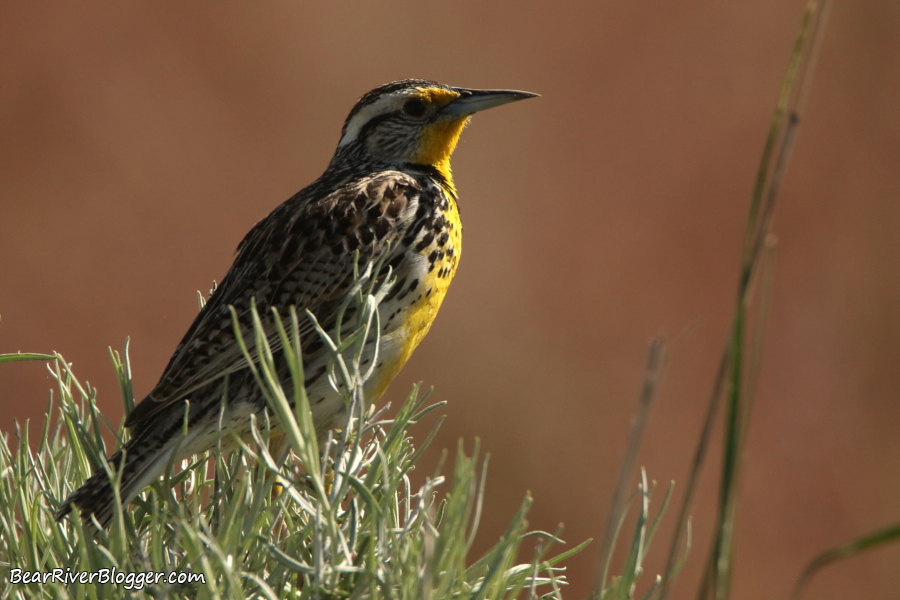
[658,3,830,599]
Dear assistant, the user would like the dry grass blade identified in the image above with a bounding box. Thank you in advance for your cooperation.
[791,523,900,600]
[591,336,667,599]
[656,2,831,599]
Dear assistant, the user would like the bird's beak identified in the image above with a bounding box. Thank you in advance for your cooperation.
[439,87,540,118]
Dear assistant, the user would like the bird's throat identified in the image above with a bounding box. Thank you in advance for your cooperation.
[414,116,470,197]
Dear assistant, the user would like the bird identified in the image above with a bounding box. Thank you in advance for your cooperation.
[55,78,538,527]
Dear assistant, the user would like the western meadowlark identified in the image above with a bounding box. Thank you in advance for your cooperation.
[55,78,537,527]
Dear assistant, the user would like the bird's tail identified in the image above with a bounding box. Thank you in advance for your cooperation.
[54,433,181,528]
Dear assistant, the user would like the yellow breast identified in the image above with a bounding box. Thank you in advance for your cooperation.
[369,198,462,399]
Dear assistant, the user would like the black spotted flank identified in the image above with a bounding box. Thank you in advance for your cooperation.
[415,232,435,252]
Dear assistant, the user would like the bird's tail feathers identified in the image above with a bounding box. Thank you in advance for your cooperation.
[54,435,183,529]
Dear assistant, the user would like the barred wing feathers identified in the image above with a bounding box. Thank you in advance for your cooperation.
[124,172,421,428]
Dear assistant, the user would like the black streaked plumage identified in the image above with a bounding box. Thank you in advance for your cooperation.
[55,79,537,527]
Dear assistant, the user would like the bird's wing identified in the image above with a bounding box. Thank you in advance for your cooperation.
[124,171,423,428]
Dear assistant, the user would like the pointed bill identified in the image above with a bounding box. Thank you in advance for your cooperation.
[440,88,539,118]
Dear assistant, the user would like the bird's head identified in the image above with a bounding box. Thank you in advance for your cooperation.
[334,79,538,194]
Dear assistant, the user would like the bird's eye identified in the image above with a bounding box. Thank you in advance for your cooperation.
[403,99,427,118]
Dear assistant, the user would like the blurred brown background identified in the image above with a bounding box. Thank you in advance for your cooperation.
[2,1,899,597]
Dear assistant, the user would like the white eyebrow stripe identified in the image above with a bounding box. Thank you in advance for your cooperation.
[338,94,403,147]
